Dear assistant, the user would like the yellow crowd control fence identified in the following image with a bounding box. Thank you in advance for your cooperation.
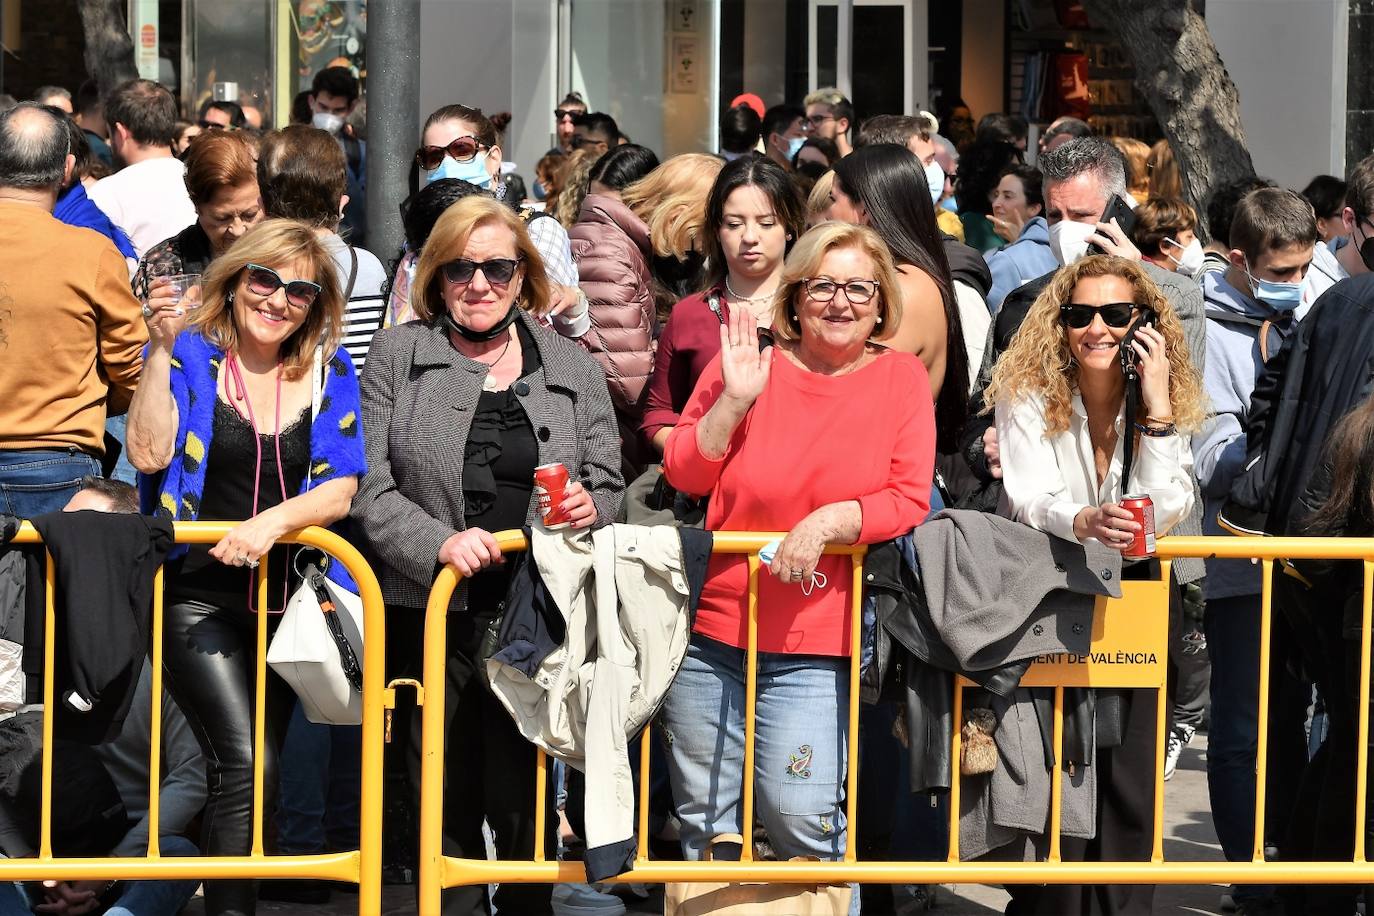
[420,532,1374,910]
[0,522,387,912]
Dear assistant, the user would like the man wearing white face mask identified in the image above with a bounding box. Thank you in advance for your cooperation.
[308,66,367,247]
[854,112,966,242]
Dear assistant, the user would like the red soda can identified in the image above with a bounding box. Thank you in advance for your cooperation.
[1121,494,1156,558]
[534,462,572,529]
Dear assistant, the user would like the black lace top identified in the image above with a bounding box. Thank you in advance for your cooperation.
[167,397,311,606]
[462,322,541,619]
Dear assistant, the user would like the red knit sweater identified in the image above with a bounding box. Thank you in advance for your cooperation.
[665,347,935,656]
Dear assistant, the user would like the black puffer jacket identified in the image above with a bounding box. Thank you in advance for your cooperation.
[1222,273,1374,538]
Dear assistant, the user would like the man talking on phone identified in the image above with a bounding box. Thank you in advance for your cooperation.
[957,135,1208,916]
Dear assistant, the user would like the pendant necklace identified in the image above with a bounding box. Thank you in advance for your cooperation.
[480,333,514,392]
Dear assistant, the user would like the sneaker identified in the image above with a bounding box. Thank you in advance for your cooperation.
[553,883,628,915]
[1219,888,1237,912]
[1164,723,1196,781]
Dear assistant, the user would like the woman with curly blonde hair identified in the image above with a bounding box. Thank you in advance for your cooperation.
[985,254,1205,551]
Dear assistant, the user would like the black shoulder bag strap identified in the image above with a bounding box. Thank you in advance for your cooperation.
[344,245,359,301]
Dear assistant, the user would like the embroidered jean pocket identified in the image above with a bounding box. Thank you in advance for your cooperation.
[778,777,839,816]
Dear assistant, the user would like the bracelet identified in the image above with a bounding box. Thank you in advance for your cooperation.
[1145,414,1174,424]
[1134,421,1177,437]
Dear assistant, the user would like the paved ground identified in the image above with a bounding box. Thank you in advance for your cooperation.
[183,734,1231,915]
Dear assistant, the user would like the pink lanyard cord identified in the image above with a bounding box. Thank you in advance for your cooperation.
[226,352,290,613]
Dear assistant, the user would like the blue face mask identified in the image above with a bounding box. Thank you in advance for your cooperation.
[1244,258,1304,312]
[426,152,492,189]
[786,136,805,161]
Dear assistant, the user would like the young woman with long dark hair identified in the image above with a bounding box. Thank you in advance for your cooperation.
[641,155,805,451]
[829,144,968,452]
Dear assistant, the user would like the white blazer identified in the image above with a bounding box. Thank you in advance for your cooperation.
[995,390,1195,545]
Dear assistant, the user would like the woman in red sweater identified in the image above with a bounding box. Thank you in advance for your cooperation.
[660,221,935,865]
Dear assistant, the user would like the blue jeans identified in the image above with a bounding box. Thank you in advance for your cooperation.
[0,835,200,916]
[0,449,101,518]
[103,416,137,485]
[276,701,362,854]
[659,634,850,862]
[1205,593,1271,903]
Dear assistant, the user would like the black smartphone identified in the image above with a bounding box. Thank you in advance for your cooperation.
[1087,194,1138,256]
[1119,307,1159,381]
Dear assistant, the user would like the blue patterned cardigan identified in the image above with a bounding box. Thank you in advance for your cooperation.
[138,331,368,589]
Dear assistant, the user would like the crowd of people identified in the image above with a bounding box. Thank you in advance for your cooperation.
[2,65,1374,916]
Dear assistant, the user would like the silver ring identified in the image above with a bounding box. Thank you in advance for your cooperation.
[141,304,154,319]
[246,558,259,570]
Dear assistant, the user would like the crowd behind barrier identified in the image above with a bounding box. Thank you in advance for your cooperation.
[7,60,1374,916]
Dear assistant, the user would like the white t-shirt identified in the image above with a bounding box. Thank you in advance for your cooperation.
[89,157,196,258]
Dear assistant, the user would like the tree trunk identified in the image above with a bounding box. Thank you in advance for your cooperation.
[77,0,138,99]
[1080,0,1254,240]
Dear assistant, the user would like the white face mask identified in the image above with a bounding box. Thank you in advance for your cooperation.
[1049,219,1097,266]
[1165,237,1204,276]
[923,159,946,206]
[312,111,345,135]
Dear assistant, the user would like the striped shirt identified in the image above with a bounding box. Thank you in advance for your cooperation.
[324,233,389,367]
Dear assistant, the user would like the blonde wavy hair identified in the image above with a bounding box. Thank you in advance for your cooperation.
[621,153,724,259]
[770,221,902,344]
[983,255,1206,435]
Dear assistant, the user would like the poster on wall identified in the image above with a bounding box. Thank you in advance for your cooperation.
[672,0,698,32]
[670,35,699,93]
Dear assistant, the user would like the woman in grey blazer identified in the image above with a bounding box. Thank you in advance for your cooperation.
[352,196,623,915]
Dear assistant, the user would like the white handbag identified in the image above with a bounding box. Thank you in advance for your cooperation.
[268,560,365,725]
[265,348,366,725]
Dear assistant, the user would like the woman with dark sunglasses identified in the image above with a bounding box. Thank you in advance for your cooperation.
[984,255,1204,553]
[351,195,623,916]
[126,219,365,916]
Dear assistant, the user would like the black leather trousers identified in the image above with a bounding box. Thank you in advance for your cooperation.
[162,599,294,916]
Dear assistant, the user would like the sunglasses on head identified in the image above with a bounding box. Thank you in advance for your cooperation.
[415,136,487,171]
[244,264,322,309]
[1059,302,1139,329]
[441,257,523,286]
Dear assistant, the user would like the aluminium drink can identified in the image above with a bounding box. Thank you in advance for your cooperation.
[534,462,572,530]
[1121,494,1156,559]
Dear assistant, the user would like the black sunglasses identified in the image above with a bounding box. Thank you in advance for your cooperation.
[415,136,487,171]
[441,257,523,286]
[244,264,322,309]
[197,120,235,131]
[554,108,582,122]
[1060,302,1138,329]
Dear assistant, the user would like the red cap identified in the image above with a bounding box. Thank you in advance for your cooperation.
[730,93,766,119]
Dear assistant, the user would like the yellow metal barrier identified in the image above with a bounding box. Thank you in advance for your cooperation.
[0,522,386,912]
[415,531,1374,908]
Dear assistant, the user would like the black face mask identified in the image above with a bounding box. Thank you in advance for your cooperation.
[443,306,518,342]
[1357,223,1374,272]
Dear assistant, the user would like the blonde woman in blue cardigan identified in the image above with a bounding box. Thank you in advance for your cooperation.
[127,218,365,916]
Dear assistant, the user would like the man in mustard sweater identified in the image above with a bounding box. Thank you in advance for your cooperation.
[0,103,146,518]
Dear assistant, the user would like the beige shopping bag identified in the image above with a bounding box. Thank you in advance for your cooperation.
[663,833,853,916]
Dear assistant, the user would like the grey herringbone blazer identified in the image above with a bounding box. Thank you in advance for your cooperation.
[351,310,624,611]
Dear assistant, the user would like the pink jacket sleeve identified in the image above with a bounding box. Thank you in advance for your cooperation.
[662,355,731,497]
